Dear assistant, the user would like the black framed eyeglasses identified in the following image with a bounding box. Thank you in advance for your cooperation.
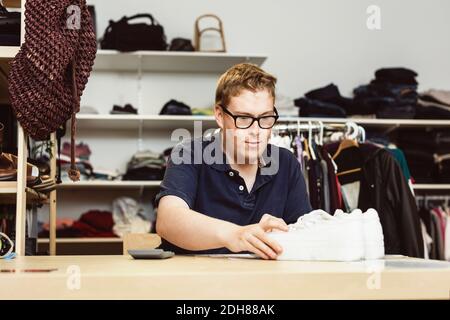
[219,105,279,129]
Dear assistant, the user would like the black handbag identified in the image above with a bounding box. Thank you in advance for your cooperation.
[0,4,20,46]
[169,38,194,51]
[100,13,167,52]
[159,100,192,115]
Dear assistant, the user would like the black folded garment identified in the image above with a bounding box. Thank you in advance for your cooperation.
[169,38,195,51]
[376,105,416,119]
[159,99,192,115]
[303,83,356,114]
[294,97,346,118]
[373,67,418,85]
[415,105,450,120]
[123,167,165,181]
[110,104,138,115]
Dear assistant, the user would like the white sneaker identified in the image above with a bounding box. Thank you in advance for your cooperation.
[363,208,385,260]
[267,209,365,261]
[334,208,385,260]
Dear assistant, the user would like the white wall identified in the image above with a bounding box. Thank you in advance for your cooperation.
[85,0,450,104]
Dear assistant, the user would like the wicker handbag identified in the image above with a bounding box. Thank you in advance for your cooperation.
[194,14,226,52]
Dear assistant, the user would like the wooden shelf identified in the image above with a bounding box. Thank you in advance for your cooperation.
[0,182,49,204]
[0,181,19,193]
[3,0,21,8]
[58,180,161,188]
[0,46,20,60]
[93,50,267,73]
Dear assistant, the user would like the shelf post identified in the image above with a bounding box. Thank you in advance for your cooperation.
[15,124,27,255]
[49,132,57,255]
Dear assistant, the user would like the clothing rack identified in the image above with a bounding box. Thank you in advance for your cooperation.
[273,120,366,144]
[273,120,349,132]
[416,195,450,201]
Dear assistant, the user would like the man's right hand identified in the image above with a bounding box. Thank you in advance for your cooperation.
[223,214,289,260]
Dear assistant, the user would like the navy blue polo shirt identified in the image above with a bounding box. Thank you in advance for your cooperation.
[155,133,312,254]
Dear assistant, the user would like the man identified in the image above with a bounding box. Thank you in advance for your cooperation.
[156,63,311,259]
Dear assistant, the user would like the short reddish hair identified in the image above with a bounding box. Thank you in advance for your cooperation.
[215,63,277,106]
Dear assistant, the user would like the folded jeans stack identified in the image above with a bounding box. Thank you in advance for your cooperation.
[353,67,418,119]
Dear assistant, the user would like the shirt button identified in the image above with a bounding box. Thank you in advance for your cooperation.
[239,185,244,191]
[229,171,234,177]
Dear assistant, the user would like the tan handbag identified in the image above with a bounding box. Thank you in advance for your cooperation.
[194,14,226,52]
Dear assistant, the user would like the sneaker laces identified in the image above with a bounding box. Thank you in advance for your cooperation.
[289,210,334,230]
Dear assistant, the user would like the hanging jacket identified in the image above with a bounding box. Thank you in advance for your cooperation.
[325,142,424,258]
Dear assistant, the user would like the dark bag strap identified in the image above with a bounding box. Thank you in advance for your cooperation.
[120,14,159,26]
[0,3,8,15]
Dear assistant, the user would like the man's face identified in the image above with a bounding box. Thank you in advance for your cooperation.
[215,89,275,165]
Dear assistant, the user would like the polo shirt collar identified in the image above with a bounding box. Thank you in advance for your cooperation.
[207,131,278,175]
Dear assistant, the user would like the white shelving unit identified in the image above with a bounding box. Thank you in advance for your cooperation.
[76,114,450,130]
[76,114,218,131]
[93,50,267,73]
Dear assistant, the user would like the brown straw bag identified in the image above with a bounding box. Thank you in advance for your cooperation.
[8,0,97,182]
[194,14,226,52]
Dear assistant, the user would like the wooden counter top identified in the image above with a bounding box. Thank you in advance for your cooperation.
[1,255,450,299]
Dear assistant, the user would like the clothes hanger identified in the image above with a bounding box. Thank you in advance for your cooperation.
[332,122,359,160]
[358,125,366,143]
[303,133,311,160]
[308,121,316,160]
[317,121,324,146]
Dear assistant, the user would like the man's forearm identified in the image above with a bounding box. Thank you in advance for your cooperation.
[156,206,237,251]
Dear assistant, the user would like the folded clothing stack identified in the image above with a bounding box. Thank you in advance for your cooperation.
[59,142,94,182]
[293,67,427,119]
[38,210,117,238]
[416,89,450,119]
[294,83,351,118]
[353,68,418,119]
[123,150,166,181]
[112,197,152,237]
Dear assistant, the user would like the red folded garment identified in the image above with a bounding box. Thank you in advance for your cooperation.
[79,210,115,232]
